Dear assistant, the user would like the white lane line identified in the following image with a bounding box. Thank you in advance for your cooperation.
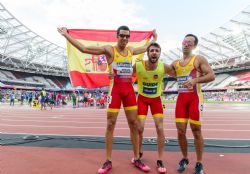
[1,123,250,131]
[2,119,250,126]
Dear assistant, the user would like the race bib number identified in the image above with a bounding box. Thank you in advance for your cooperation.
[116,62,133,77]
[143,87,157,95]
[177,76,193,92]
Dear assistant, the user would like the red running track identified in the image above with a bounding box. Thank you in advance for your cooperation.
[1,103,250,174]
[0,103,250,139]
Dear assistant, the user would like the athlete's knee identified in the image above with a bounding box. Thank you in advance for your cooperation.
[155,124,164,135]
[106,119,116,131]
[177,128,186,137]
[191,128,202,139]
[138,125,144,135]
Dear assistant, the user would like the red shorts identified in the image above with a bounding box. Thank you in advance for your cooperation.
[107,82,137,112]
[175,92,203,125]
[137,94,163,119]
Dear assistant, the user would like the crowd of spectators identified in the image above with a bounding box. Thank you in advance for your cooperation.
[0,88,107,108]
[164,91,250,102]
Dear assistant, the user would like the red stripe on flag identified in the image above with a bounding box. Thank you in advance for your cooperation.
[68,29,153,42]
[70,71,109,88]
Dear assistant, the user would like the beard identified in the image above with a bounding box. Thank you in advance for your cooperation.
[149,57,158,64]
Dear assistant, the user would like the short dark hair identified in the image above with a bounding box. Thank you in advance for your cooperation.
[185,34,198,46]
[147,42,161,53]
[117,25,130,36]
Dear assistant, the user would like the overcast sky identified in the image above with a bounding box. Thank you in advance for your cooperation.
[1,0,250,51]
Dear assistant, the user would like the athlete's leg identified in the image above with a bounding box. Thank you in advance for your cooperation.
[150,96,166,173]
[189,93,203,163]
[153,116,165,160]
[122,83,140,159]
[98,86,121,174]
[138,118,146,156]
[190,123,203,162]
[105,111,119,160]
[176,122,188,158]
[137,95,148,155]
[175,94,189,159]
[125,108,150,172]
[102,86,121,161]
[105,88,121,161]
[150,96,165,160]
[121,84,150,172]
[125,109,139,159]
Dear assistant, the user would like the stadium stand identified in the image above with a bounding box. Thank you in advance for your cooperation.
[0,2,249,103]
[0,69,71,89]
[164,70,250,91]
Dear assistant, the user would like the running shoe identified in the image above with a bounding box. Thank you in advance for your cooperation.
[157,160,166,173]
[177,158,189,172]
[134,159,150,172]
[194,162,204,174]
[98,160,112,174]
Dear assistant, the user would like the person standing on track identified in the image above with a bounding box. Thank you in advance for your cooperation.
[132,42,175,174]
[171,34,215,174]
[58,25,157,174]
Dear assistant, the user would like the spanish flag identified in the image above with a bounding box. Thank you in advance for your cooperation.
[67,29,153,88]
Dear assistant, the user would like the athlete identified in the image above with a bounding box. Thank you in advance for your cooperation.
[133,42,175,173]
[171,34,215,174]
[58,26,157,174]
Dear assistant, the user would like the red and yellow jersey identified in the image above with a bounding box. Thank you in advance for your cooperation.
[108,47,133,84]
[175,55,202,94]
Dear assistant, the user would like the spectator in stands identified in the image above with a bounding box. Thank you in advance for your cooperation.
[170,34,215,174]
[48,92,55,109]
[40,88,47,110]
[0,90,3,103]
[83,91,89,107]
[28,92,33,107]
[72,91,77,108]
[56,93,62,106]
[99,96,105,109]
[20,91,25,105]
[62,94,67,105]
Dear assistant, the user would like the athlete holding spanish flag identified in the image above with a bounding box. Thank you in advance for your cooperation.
[58,26,157,174]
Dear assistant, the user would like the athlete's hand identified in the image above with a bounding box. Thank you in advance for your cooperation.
[135,57,143,62]
[152,29,157,42]
[182,79,197,89]
[57,27,68,36]
[108,73,114,79]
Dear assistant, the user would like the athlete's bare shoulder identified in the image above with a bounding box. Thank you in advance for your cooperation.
[194,55,210,71]
[171,59,179,69]
[195,55,207,62]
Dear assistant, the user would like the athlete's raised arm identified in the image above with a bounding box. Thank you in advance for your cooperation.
[130,29,158,55]
[57,27,113,60]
